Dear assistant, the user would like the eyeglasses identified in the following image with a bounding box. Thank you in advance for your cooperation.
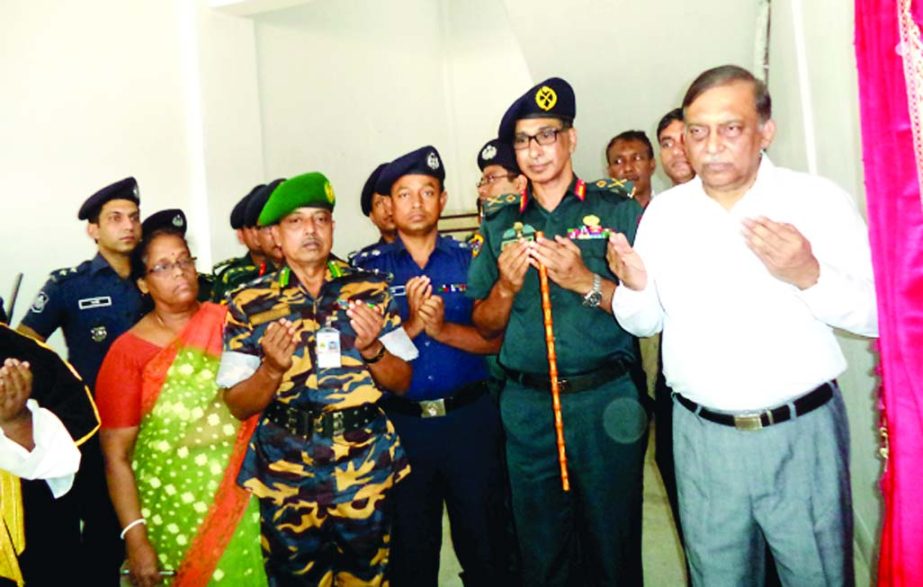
[148,257,197,276]
[477,173,517,188]
[512,127,564,151]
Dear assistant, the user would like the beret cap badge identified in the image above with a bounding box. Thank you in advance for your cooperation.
[427,152,440,170]
[481,145,497,160]
[324,181,336,204]
[535,85,558,111]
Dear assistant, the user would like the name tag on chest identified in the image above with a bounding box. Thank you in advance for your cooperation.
[78,296,112,310]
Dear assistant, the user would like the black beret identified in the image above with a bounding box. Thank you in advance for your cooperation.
[477,138,520,174]
[142,208,187,236]
[244,178,285,227]
[375,146,445,196]
[231,184,264,229]
[497,77,576,143]
[360,163,388,217]
[78,177,140,220]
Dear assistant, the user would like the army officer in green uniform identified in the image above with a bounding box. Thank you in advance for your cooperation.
[467,77,647,586]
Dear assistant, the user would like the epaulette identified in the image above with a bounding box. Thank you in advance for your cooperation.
[352,244,386,263]
[590,177,634,200]
[212,257,234,273]
[220,264,258,284]
[47,261,89,284]
[482,192,521,219]
[358,266,395,284]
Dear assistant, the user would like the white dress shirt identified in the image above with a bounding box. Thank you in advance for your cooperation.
[612,157,878,411]
[0,399,82,497]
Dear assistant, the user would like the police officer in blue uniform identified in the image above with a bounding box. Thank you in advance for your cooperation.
[18,177,144,391]
[348,162,396,262]
[353,146,507,586]
[16,176,145,586]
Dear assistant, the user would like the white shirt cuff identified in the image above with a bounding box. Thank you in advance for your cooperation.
[380,328,419,361]
[216,351,262,388]
[0,400,81,498]
[612,281,664,337]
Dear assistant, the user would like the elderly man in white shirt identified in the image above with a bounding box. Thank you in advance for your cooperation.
[608,65,877,587]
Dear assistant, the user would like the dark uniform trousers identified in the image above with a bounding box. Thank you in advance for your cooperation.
[501,374,647,587]
[386,393,506,586]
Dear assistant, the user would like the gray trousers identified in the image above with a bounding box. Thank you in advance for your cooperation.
[673,385,855,587]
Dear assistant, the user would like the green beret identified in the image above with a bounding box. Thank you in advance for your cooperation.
[258,172,336,226]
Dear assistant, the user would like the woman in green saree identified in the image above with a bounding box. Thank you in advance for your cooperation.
[97,220,266,587]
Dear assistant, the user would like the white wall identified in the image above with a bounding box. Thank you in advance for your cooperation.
[0,0,195,344]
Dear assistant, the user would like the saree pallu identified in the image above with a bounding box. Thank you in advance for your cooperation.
[133,302,266,585]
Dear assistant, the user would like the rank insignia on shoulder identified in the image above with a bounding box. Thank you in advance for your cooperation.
[467,232,484,257]
[567,215,611,240]
[501,221,536,250]
[592,177,634,199]
[482,192,520,218]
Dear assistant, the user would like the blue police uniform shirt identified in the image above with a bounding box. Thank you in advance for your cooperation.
[352,235,488,401]
[21,253,144,391]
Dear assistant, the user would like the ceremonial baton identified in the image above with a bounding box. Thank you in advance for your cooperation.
[534,230,570,492]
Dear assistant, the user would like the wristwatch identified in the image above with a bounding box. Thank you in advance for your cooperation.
[582,274,603,308]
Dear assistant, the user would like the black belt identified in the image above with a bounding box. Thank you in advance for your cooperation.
[503,360,630,394]
[674,382,835,431]
[265,402,381,439]
[381,380,488,418]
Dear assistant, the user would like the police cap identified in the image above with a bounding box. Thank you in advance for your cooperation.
[375,146,445,196]
[477,138,520,174]
[142,208,187,236]
[231,184,263,229]
[360,163,388,217]
[497,77,576,143]
[78,177,140,221]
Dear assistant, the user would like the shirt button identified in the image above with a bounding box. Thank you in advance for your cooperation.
[427,375,434,381]
[424,341,431,347]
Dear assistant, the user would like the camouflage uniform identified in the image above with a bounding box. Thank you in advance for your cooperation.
[211,253,265,303]
[222,258,410,586]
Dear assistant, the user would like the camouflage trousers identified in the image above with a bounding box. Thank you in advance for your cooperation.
[258,493,392,587]
[241,413,409,586]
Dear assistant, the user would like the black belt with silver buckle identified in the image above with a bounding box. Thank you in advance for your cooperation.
[264,402,382,439]
[674,382,835,431]
[503,360,630,394]
[381,380,488,418]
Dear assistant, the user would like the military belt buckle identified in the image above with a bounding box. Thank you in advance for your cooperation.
[419,398,447,418]
[314,411,346,437]
[733,413,764,431]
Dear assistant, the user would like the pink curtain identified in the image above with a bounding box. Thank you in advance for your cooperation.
[854,1,923,585]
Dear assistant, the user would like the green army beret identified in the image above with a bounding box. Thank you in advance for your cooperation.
[258,172,336,226]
